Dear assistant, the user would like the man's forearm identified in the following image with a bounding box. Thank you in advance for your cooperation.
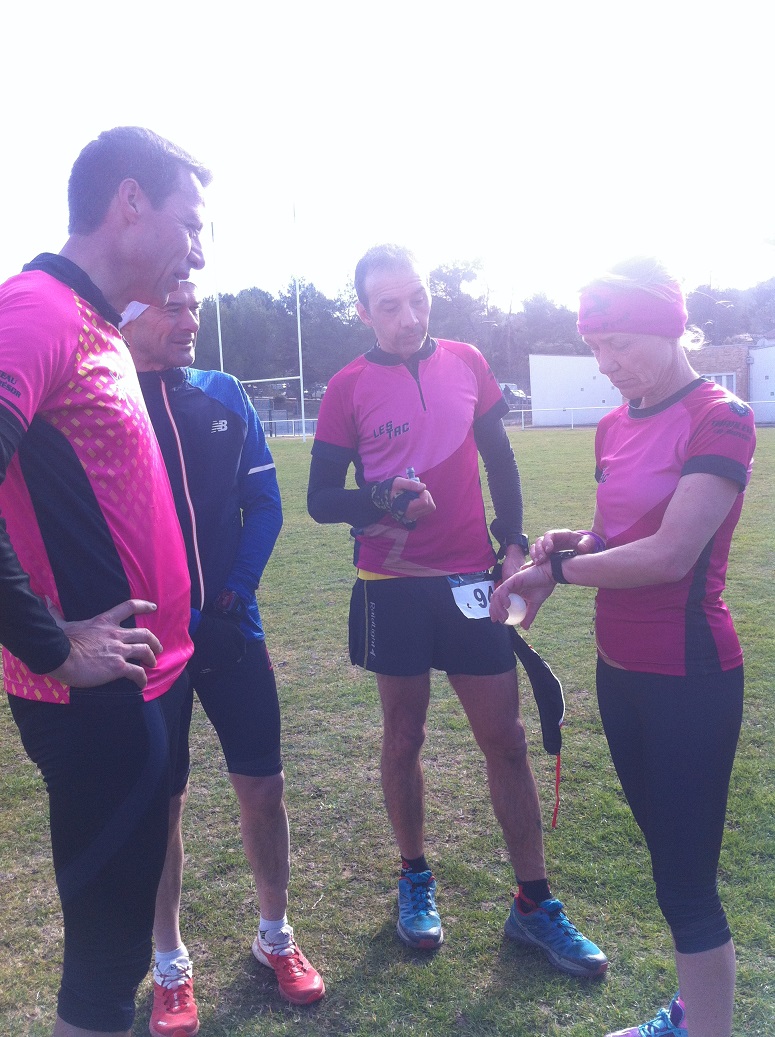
[307,451,383,528]
[475,412,525,549]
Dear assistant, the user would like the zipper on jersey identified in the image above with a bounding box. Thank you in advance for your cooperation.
[160,378,206,611]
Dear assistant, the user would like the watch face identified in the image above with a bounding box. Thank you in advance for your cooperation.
[215,590,244,617]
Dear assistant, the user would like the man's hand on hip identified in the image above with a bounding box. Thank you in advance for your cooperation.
[47,599,163,690]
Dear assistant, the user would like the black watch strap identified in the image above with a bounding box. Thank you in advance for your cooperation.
[213,589,247,620]
[505,532,530,555]
[550,550,577,585]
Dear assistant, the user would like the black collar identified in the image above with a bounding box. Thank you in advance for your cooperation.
[364,335,437,368]
[627,377,706,418]
[22,253,123,329]
[137,368,187,389]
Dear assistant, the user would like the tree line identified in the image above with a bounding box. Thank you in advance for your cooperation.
[194,264,775,393]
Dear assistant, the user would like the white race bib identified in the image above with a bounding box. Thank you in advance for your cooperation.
[448,573,495,619]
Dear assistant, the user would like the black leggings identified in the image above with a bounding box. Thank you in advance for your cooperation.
[8,674,189,1031]
[596,659,743,954]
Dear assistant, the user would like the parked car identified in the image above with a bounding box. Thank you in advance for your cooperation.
[499,382,528,405]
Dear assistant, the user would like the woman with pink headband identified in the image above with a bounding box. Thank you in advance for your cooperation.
[490,257,755,1037]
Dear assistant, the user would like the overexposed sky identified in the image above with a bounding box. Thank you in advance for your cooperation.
[2,1,772,310]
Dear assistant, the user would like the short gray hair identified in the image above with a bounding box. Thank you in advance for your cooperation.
[354,244,427,308]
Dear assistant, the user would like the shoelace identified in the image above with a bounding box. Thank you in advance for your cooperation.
[273,946,309,977]
[640,1007,679,1036]
[259,925,297,957]
[156,964,194,1015]
[157,960,193,990]
[159,980,194,1013]
[537,901,586,946]
[154,954,190,995]
[259,925,309,971]
[407,876,436,915]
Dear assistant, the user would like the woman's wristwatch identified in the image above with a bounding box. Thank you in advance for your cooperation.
[549,550,577,585]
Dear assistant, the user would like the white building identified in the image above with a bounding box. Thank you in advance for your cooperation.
[528,355,622,427]
[749,339,775,424]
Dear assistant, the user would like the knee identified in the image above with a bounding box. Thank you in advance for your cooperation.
[656,879,732,954]
[232,771,285,818]
[479,716,530,764]
[382,719,426,763]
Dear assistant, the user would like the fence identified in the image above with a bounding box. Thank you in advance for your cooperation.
[263,418,318,438]
[505,405,616,429]
[264,409,606,435]
[260,403,774,438]
[507,399,775,430]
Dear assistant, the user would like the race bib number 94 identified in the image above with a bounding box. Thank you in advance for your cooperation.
[447,572,494,619]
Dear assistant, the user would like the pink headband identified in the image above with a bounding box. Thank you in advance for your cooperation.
[577,283,687,338]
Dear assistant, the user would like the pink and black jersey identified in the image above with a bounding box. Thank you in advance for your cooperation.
[594,378,755,676]
[0,258,192,703]
[312,338,510,576]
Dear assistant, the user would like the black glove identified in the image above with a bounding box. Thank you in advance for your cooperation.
[370,477,421,529]
[189,611,247,675]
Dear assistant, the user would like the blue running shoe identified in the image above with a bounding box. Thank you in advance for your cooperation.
[504,896,607,977]
[605,994,686,1037]
[397,870,444,949]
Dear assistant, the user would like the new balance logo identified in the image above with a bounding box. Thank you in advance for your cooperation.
[211,419,228,433]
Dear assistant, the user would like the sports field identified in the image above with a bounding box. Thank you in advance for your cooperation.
[1,427,773,1037]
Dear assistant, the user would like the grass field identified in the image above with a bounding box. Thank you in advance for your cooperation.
[1,427,773,1037]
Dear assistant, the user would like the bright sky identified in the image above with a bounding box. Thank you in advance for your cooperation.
[2,1,771,311]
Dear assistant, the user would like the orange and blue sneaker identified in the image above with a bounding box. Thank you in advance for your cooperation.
[397,869,444,949]
[149,960,200,1037]
[252,925,325,1005]
[605,994,687,1036]
[504,896,607,978]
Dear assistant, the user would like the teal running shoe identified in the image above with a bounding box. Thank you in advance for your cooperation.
[397,870,444,949]
[605,995,687,1036]
[504,896,607,977]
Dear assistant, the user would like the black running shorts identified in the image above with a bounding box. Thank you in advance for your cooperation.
[348,575,515,677]
[191,638,282,777]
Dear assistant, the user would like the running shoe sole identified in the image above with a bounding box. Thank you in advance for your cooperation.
[396,918,444,950]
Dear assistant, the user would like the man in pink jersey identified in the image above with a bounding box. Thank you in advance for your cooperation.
[0,127,210,1037]
[308,244,606,976]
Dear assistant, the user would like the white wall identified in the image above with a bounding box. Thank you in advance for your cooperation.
[749,344,775,424]
[528,355,622,427]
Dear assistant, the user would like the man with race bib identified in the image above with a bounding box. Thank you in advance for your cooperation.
[307,244,606,977]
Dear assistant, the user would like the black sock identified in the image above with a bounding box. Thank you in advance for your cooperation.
[401,855,430,875]
[517,879,551,910]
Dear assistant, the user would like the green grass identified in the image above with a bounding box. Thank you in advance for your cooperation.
[1,428,773,1036]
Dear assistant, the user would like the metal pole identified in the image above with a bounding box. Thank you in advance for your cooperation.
[296,269,307,442]
[211,222,225,373]
[293,202,307,442]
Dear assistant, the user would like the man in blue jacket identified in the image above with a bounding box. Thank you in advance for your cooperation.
[122,284,324,1037]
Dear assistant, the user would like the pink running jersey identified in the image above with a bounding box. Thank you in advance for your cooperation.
[594,379,755,676]
[315,338,504,576]
[0,270,192,703]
